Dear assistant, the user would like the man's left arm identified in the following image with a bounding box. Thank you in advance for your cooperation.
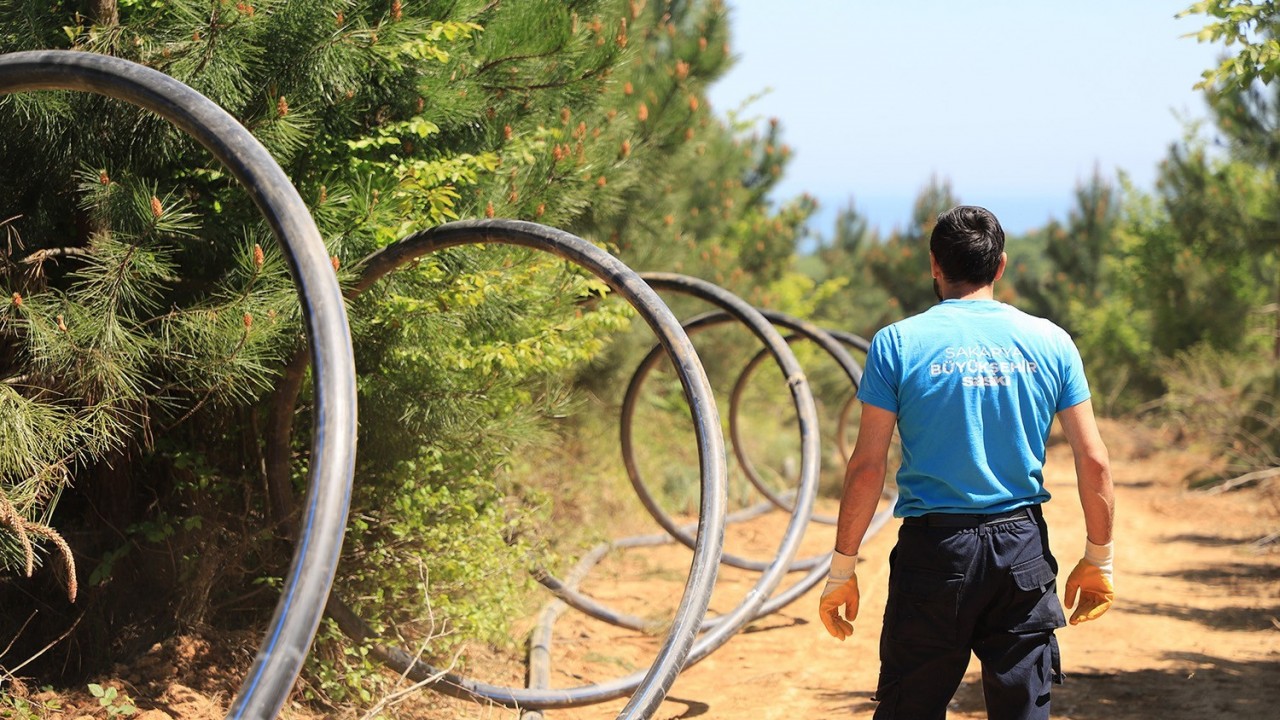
[1058,398,1117,625]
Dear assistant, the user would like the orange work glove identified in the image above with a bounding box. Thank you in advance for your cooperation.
[1064,539,1114,625]
[818,550,859,640]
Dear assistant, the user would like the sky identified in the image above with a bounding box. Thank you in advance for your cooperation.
[706,1,1228,239]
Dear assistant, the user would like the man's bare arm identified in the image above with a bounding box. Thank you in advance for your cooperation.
[820,402,896,639]
[834,403,897,555]
[1058,398,1117,624]
[1056,398,1114,544]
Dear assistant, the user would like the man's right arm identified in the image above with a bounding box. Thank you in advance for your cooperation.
[818,402,896,640]
[1056,398,1117,624]
[834,403,897,556]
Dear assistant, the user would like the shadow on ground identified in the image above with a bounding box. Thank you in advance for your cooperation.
[1160,532,1261,548]
[1148,560,1280,585]
[660,696,710,718]
[947,654,1280,720]
[1118,599,1280,632]
[814,688,877,715]
[742,613,808,635]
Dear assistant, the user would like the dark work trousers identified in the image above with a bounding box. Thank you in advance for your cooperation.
[873,506,1066,720]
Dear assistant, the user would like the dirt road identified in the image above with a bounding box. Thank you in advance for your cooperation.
[528,419,1280,719]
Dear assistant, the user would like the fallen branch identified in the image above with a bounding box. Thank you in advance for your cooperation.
[1252,531,1279,550]
[1201,466,1280,495]
[0,611,37,664]
[357,649,464,720]
[357,564,460,720]
[0,612,83,681]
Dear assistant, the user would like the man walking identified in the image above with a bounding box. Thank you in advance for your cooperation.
[819,205,1115,719]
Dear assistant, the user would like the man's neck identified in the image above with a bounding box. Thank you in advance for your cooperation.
[940,284,996,301]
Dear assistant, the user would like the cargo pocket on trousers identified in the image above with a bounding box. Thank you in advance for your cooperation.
[890,568,964,648]
[1011,556,1055,591]
[1009,556,1067,632]
[871,672,900,717]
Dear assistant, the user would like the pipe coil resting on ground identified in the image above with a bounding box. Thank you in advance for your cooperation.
[532,297,889,637]
[267,221,892,716]
[523,277,896,716]
[618,273,824,573]
[294,220,731,718]
[727,318,871,524]
[0,50,359,720]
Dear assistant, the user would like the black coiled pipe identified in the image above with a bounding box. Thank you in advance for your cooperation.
[327,220,729,718]
[0,50,358,720]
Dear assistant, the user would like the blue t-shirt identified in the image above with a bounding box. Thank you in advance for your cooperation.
[857,299,1091,517]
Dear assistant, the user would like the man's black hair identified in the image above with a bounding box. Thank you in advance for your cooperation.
[930,205,1005,287]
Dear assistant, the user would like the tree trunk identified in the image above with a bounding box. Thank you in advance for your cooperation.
[89,0,118,26]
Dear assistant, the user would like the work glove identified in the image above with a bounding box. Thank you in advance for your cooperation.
[1064,539,1114,625]
[818,550,859,640]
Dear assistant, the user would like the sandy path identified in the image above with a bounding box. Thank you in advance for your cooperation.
[481,419,1279,719]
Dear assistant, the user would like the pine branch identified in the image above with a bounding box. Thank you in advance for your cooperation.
[468,1,503,22]
[0,491,77,601]
[20,247,93,267]
[478,62,612,93]
[475,43,570,76]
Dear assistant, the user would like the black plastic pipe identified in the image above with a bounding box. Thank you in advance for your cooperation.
[0,50,358,720]
[819,329,873,460]
[619,273,823,573]
[531,501,780,633]
[727,316,868,524]
[329,221,728,718]
[543,308,887,636]
[331,265,820,712]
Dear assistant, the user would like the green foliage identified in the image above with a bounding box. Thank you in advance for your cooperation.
[1141,149,1271,355]
[1182,0,1280,88]
[301,252,629,699]
[564,0,808,296]
[1068,294,1157,414]
[1013,170,1119,332]
[1029,146,1276,412]
[0,689,60,719]
[1155,341,1279,481]
[310,452,545,704]
[86,683,136,717]
[804,199,891,337]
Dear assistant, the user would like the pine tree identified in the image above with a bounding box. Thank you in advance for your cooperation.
[0,0,635,681]
[1013,169,1119,332]
[862,176,959,317]
[0,0,824,700]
